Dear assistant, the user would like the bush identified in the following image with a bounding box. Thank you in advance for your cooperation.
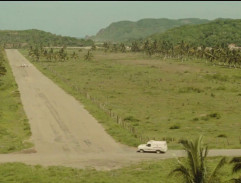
[217,134,227,138]
[200,112,221,121]
[208,112,221,119]
[169,124,180,129]
[192,117,199,121]
[178,139,186,144]
[124,116,140,122]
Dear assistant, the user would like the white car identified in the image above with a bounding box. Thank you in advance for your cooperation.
[137,140,168,153]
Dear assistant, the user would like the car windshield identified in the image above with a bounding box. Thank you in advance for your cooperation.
[146,144,151,147]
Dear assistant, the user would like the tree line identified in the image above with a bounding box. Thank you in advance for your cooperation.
[28,45,96,62]
[102,40,241,68]
[28,46,79,62]
[27,40,241,69]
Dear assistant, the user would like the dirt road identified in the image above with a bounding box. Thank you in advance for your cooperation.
[0,49,240,170]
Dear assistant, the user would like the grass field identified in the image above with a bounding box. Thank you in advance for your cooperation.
[0,156,237,183]
[20,49,241,149]
[0,50,32,153]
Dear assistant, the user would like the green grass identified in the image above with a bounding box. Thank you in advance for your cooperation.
[0,50,32,153]
[0,157,237,183]
[20,49,241,149]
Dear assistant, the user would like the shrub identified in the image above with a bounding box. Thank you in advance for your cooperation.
[200,112,221,121]
[124,116,140,122]
[192,117,199,121]
[169,124,180,129]
[178,139,186,144]
[217,134,227,138]
[208,112,221,119]
[8,146,16,151]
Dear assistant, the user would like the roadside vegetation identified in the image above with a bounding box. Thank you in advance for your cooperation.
[0,157,236,183]
[0,47,32,153]
[20,46,241,149]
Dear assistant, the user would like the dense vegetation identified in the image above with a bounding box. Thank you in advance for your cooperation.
[150,19,241,47]
[91,18,209,42]
[0,48,32,153]
[0,29,94,48]
[21,48,241,149]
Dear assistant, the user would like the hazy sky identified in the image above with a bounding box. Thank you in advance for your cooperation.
[0,1,241,38]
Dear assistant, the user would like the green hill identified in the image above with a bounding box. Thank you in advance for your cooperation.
[91,18,210,42]
[0,29,94,48]
[150,19,241,47]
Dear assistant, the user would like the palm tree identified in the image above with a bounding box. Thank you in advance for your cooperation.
[111,44,118,52]
[130,41,140,52]
[169,136,227,183]
[84,50,93,61]
[103,42,110,52]
[230,157,241,183]
[91,44,96,51]
[119,43,126,53]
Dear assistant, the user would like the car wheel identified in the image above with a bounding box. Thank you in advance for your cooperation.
[140,149,144,153]
[156,150,161,154]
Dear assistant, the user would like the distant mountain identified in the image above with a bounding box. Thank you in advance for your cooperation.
[150,18,241,47]
[91,18,210,42]
[0,29,94,48]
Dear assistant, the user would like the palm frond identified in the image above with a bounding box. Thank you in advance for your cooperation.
[208,157,227,183]
[169,164,193,183]
[232,163,241,173]
[230,157,241,174]
[230,177,241,183]
[230,157,241,164]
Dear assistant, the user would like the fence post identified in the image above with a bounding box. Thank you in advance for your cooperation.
[226,137,229,145]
